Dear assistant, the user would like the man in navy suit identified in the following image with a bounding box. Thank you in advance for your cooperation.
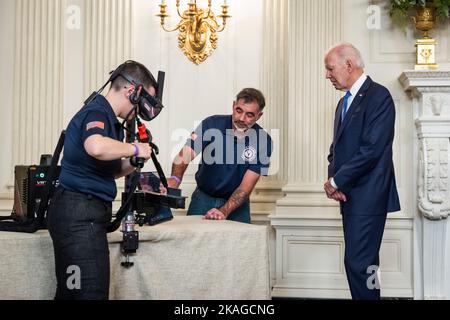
[323,43,401,300]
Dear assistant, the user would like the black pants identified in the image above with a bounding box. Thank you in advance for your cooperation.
[47,187,112,300]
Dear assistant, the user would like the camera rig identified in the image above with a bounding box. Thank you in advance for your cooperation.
[112,114,187,267]
[104,71,186,267]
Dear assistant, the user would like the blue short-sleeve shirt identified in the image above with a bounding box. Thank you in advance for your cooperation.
[59,95,125,202]
[186,115,272,198]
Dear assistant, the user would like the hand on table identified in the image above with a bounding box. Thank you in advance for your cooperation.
[204,208,227,221]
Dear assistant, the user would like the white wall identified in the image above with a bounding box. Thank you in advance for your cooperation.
[63,0,85,127]
[0,0,16,212]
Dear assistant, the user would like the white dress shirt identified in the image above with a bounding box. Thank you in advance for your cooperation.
[344,73,367,113]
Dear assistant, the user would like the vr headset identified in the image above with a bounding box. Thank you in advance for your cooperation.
[85,60,165,122]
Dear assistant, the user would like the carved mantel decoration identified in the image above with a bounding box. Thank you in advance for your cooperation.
[418,138,450,220]
[400,71,450,221]
[400,70,450,300]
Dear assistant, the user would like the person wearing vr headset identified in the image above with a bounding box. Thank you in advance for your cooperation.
[167,88,272,224]
[47,60,162,300]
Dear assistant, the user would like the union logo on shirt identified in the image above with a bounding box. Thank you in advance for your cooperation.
[242,146,257,162]
[86,121,105,131]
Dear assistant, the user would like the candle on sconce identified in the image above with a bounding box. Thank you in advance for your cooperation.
[224,0,227,5]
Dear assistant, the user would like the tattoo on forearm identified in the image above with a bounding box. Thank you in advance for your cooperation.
[220,188,249,217]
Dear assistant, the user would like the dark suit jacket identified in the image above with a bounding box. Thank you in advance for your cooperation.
[327,76,400,216]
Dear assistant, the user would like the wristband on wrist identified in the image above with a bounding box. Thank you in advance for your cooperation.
[132,143,139,157]
[171,175,182,185]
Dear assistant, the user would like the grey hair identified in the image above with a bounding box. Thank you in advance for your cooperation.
[327,42,365,69]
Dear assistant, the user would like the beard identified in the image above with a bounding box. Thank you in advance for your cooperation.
[233,121,250,139]
[234,121,249,132]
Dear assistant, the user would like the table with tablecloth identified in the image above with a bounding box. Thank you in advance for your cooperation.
[0,216,270,300]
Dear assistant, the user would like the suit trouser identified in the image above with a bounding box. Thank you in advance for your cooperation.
[47,187,112,300]
[342,213,387,300]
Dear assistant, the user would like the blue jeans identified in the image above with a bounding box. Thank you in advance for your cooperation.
[187,187,251,224]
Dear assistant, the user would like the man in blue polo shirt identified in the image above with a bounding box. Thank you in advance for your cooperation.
[47,61,155,300]
[167,88,272,223]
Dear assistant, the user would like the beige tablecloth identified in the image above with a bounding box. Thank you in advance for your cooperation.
[0,216,270,300]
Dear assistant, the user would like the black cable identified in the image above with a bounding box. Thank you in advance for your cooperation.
[120,106,138,138]
[150,150,168,189]
[106,171,140,233]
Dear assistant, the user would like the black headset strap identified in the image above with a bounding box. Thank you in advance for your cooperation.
[118,73,139,87]
[84,63,141,107]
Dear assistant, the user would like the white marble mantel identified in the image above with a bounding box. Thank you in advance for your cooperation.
[400,71,450,91]
[400,70,450,300]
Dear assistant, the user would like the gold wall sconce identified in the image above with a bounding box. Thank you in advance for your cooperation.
[157,0,231,65]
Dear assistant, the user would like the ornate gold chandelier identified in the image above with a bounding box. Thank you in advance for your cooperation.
[157,0,231,65]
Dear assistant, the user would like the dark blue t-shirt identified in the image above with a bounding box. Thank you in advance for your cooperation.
[59,95,124,202]
[187,115,272,199]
